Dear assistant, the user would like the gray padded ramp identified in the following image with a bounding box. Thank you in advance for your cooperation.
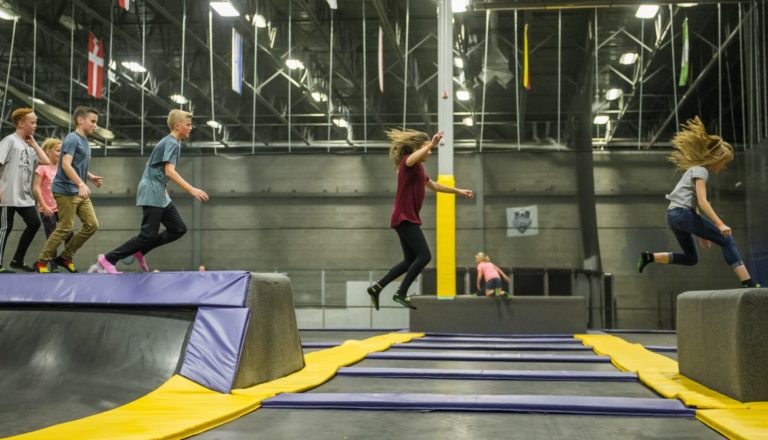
[409,295,587,334]
[0,307,194,437]
[677,288,768,401]
[235,273,304,388]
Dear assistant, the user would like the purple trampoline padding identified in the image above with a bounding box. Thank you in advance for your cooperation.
[180,307,250,393]
[606,329,677,334]
[303,342,592,351]
[366,351,611,363]
[419,336,577,343]
[336,367,638,382]
[262,393,695,417]
[0,271,251,307]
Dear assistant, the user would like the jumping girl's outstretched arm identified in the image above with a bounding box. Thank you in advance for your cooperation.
[694,179,731,237]
[426,179,474,199]
[405,131,442,167]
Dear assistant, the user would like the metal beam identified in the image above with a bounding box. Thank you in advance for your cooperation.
[474,0,746,11]
[647,12,746,148]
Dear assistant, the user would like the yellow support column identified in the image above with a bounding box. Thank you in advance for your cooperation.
[436,174,456,299]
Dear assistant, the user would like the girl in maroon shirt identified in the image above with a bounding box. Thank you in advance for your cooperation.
[367,129,474,309]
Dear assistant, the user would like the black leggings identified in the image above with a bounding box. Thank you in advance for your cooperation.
[105,203,187,265]
[0,206,41,266]
[378,221,432,296]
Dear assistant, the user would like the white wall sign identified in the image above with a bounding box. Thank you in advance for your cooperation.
[506,205,539,237]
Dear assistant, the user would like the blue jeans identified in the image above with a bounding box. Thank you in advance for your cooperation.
[666,207,743,267]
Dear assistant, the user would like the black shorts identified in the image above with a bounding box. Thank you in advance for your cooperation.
[485,278,502,290]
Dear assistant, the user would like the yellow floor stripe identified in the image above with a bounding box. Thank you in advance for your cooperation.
[7,332,423,440]
[576,334,768,439]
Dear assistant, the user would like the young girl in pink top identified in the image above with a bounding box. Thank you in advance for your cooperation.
[475,252,511,297]
[33,138,62,238]
[367,129,474,310]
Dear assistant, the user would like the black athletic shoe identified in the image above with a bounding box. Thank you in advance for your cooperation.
[741,279,759,288]
[0,267,16,274]
[10,261,35,272]
[637,252,653,273]
[367,284,382,311]
[392,294,417,310]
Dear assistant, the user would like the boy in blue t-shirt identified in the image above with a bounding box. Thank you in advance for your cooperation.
[97,110,208,273]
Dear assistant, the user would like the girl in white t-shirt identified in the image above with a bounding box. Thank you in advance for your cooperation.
[637,117,756,287]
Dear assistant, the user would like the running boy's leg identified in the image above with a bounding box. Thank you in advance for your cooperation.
[60,197,98,260]
[11,206,42,266]
[139,203,187,255]
[0,207,16,269]
[39,195,76,261]
[103,206,165,265]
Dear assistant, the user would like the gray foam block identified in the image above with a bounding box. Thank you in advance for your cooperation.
[233,273,305,389]
[408,295,587,335]
[677,288,768,402]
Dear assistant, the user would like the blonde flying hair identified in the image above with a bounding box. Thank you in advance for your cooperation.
[475,252,491,263]
[387,128,430,169]
[668,116,734,171]
[167,109,193,131]
[40,138,61,152]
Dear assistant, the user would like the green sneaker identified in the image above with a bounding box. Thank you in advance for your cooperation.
[392,295,417,310]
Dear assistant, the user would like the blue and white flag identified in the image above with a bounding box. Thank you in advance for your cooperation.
[232,29,243,94]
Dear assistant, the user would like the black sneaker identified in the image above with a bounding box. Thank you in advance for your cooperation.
[392,294,417,310]
[637,252,653,273]
[10,260,35,272]
[367,284,382,311]
[54,256,77,273]
[0,267,16,273]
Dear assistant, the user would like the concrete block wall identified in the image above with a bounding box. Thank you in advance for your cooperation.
[6,150,746,329]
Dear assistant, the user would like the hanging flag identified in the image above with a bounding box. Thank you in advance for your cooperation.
[232,29,243,94]
[118,0,130,11]
[378,26,384,94]
[326,0,338,9]
[87,32,104,99]
[679,17,690,87]
[523,23,531,90]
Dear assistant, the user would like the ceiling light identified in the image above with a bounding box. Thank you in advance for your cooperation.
[58,15,80,31]
[454,57,464,69]
[605,88,623,101]
[462,116,474,126]
[332,118,349,128]
[678,3,698,7]
[452,0,469,13]
[210,1,240,17]
[619,52,639,65]
[311,91,327,102]
[456,90,471,101]
[593,115,610,125]
[121,61,147,73]
[635,5,659,19]
[31,97,46,105]
[0,8,18,21]
[286,59,304,70]
[170,94,189,105]
[253,14,267,28]
[206,120,223,129]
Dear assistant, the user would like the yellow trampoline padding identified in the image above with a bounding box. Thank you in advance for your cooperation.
[8,332,423,440]
[575,334,746,409]
[697,409,768,440]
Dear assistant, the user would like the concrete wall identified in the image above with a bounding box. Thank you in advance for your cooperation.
[8,150,746,329]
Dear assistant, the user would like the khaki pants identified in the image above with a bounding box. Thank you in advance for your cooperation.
[38,195,99,261]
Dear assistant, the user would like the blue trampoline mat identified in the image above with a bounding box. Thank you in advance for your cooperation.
[262,393,695,417]
[336,367,638,382]
[366,351,612,363]
[418,336,578,343]
[302,342,593,351]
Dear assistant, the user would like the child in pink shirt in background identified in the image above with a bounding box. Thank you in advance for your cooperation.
[33,138,62,238]
[475,252,511,297]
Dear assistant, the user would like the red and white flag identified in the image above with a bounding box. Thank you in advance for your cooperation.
[118,0,130,11]
[87,32,104,99]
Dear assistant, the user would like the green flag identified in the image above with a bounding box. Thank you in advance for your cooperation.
[679,18,690,87]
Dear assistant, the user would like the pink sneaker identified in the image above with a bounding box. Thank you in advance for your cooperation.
[134,252,149,272]
[97,254,121,274]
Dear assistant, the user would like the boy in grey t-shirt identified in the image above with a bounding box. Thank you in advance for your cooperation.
[97,110,208,273]
[0,108,51,272]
